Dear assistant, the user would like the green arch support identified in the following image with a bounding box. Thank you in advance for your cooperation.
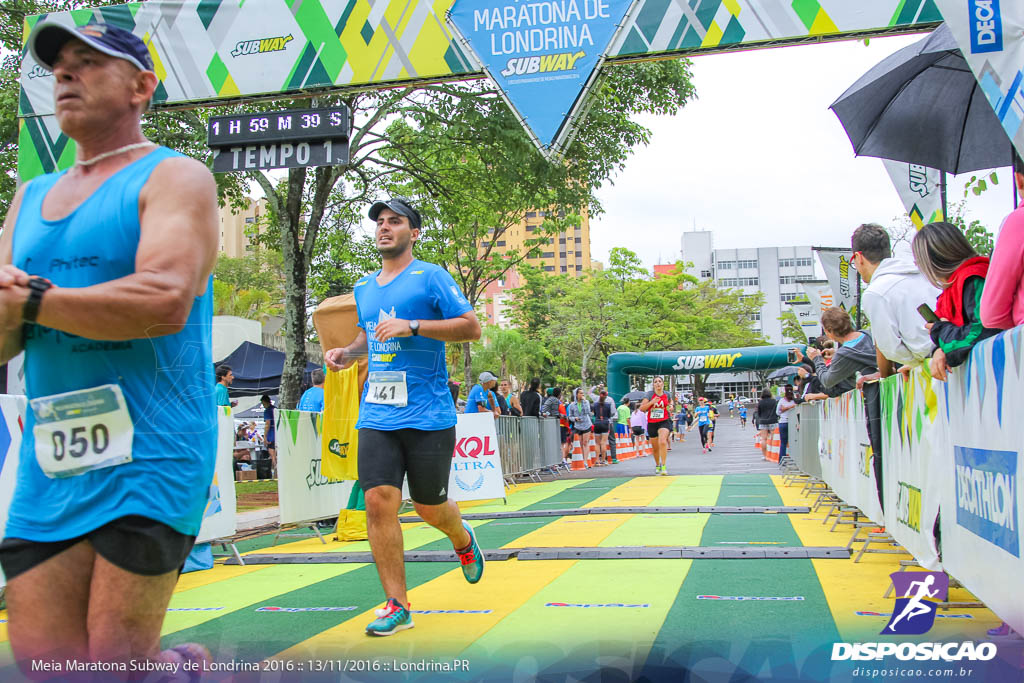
[606,344,806,403]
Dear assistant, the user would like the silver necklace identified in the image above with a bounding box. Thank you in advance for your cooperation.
[76,141,154,167]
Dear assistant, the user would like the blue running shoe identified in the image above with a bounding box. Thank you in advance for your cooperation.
[457,521,485,584]
[365,598,414,636]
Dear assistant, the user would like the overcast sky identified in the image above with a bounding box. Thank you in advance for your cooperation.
[590,34,1016,270]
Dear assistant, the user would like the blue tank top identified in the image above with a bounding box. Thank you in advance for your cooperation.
[7,147,217,540]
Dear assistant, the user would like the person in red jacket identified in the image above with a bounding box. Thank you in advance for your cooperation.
[912,222,1000,381]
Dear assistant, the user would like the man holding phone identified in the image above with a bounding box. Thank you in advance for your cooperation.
[851,224,939,382]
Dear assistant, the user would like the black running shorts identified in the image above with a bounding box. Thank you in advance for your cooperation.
[358,427,456,505]
[593,421,610,434]
[631,426,644,436]
[0,515,196,581]
[647,420,671,439]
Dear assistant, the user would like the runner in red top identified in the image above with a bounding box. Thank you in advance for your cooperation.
[639,377,674,475]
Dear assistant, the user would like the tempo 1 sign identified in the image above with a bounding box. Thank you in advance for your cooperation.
[208,106,350,172]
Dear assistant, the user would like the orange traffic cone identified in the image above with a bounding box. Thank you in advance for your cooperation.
[768,426,781,463]
[619,439,634,460]
[587,438,598,467]
[754,430,761,451]
[570,435,587,470]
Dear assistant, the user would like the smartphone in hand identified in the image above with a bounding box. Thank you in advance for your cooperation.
[787,348,798,364]
[917,303,939,324]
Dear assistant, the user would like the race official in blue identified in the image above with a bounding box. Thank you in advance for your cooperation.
[325,197,486,637]
[297,369,326,412]
[0,20,218,672]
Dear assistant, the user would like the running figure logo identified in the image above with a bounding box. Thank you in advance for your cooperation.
[883,571,949,635]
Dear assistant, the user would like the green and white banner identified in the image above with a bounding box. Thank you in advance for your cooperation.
[882,160,944,228]
[18,0,942,179]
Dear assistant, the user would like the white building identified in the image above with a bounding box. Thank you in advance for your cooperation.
[681,231,819,345]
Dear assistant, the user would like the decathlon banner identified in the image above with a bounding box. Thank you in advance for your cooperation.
[449,412,505,502]
[879,368,946,571]
[0,395,26,589]
[882,160,944,228]
[447,0,633,157]
[813,248,858,312]
[197,407,238,544]
[817,389,884,523]
[935,0,1024,159]
[276,409,355,525]
[938,326,1024,635]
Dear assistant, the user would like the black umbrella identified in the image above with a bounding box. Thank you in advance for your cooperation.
[623,390,647,401]
[767,366,803,381]
[831,24,1013,185]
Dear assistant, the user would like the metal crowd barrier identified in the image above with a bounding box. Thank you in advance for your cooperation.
[494,416,565,481]
[789,403,822,479]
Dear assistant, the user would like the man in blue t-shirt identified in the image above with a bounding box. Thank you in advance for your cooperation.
[465,371,499,415]
[325,197,486,637]
[297,369,325,412]
[214,364,237,408]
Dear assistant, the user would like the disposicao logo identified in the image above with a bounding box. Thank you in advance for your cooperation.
[232,34,294,57]
[954,446,1018,557]
[882,571,948,635]
[968,0,1003,54]
[545,602,650,608]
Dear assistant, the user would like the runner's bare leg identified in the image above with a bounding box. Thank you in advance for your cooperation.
[365,485,409,605]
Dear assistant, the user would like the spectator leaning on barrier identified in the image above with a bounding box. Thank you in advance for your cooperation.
[797,307,883,510]
[852,223,940,380]
[981,152,1024,331]
[913,222,1000,381]
[519,378,542,417]
[297,369,326,412]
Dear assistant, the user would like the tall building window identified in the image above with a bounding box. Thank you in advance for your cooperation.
[716,260,735,270]
[542,252,555,258]
[700,269,713,278]
[781,293,800,302]
[736,259,758,269]
[719,277,759,287]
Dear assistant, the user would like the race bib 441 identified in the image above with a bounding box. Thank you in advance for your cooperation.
[31,384,134,479]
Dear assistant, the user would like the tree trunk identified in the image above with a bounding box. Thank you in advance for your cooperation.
[278,167,308,409]
[692,373,707,399]
[462,341,473,388]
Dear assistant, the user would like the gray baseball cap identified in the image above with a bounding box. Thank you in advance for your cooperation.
[478,371,498,383]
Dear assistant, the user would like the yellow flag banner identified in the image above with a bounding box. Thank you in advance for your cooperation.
[321,363,360,481]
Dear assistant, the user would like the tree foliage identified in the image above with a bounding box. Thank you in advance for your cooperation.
[508,251,765,388]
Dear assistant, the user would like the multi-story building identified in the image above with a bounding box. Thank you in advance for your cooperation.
[489,208,593,274]
[218,198,268,257]
[480,208,594,327]
[681,231,818,345]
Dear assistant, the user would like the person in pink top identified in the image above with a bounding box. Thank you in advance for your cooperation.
[981,153,1024,330]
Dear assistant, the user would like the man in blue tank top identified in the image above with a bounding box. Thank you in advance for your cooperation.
[325,197,485,637]
[0,21,218,673]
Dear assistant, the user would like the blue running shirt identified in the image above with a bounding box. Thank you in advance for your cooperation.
[695,405,711,426]
[354,260,473,431]
[8,148,217,541]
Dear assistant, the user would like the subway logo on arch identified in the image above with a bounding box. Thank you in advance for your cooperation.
[672,353,742,371]
[968,0,1002,54]
[954,446,1018,556]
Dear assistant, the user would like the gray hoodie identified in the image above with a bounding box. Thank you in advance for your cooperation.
[813,331,879,390]
[861,258,940,365]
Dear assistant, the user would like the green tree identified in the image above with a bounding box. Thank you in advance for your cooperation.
[469,326,546,383]
[212,280,282,320]
[779,308,806,344]
[214,250,285,295]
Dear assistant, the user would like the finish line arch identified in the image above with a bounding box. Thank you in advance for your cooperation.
[606,344,805,403]
[16,1,941,178]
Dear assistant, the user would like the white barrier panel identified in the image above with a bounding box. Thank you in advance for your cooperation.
[0,395,26,588]
[879,368,945,571]
[817,390,883,523]
[940,328,1024,635]
[449,412,505,502]
[276,410,355,526]
[196,408,238,543]
[280,410,506,515]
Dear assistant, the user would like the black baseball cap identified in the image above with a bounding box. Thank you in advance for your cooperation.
[29,21,154,72]
[368,197,422,230]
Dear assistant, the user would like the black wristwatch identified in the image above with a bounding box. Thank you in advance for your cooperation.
[23,276,52,324]
[409,319,420,336]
